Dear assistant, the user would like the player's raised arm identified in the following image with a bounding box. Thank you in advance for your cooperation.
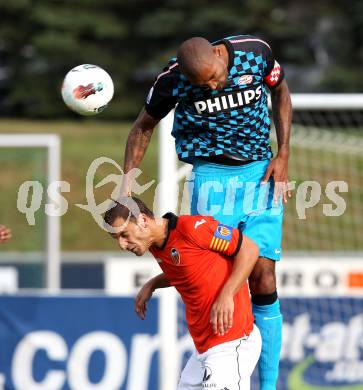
[210,234,259,336]
[122,61,179,195]
[121,109,160,195]
[134,272,171,320]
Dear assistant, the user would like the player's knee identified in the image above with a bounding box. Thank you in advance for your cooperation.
[249,267,276,295]
[251,290,278,307]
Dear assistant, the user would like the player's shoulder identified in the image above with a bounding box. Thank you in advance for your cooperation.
[154,57,181,83]
[176,216,238,252]
[223,34,272,55]
[176,215,218,239]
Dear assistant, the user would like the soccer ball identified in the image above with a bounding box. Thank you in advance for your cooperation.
[61,64,114,116]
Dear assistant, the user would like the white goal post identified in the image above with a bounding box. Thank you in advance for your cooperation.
[0,134,61,292]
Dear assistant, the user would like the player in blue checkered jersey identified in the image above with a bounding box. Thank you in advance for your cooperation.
[122,35,292,390]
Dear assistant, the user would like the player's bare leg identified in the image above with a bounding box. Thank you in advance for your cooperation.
[249,257,282,390]
[249,258,276,296]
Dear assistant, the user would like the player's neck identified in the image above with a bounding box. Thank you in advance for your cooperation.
[151,217,169,248]
[216,43,229,68]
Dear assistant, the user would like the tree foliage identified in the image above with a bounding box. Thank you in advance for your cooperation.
[0,0,362,119]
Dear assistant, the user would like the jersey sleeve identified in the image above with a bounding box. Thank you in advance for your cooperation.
[263,46,285,89]
[144,63,179,119]
[179,217,243,258]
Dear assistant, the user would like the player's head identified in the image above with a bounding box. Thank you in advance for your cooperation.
[177,37,228,90]
[104,197,155,256]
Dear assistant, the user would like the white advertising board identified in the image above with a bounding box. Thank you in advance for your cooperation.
[106,255,363,297]
[106,256,161,296]
[276,256,363,297]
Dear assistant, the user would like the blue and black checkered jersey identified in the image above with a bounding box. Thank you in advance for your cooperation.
[145,35,285,163]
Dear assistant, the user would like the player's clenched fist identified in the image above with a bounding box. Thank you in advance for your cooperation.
[210,292,234,336]
[0,225,11,244]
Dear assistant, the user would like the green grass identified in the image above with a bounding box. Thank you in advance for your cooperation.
[0,119,158,251]
[0,120,362,251]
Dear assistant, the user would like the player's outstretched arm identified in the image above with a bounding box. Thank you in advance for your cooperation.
[134,273,171,320]
[121,109,160,195]
[210,235,259,336]
[262,79,292,204]
[0,225,12,244]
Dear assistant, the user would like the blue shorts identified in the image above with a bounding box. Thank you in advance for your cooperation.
[189,159,284,261]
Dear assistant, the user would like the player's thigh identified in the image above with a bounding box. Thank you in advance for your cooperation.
[177,352,203,390]
[237,326,262,389]
[243,205,284,262]
[202,327,262,390]
[189,169,243,227]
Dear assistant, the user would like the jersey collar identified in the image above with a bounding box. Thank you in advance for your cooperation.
[160,213,178,249]
[213,39,234,71]
[222,39,234,71]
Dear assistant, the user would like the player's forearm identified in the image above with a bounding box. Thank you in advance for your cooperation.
[147,273,171,291]
[124,124,154,173]
[271,80,292,158]
[123,109,160,174]
[222,235,259,296]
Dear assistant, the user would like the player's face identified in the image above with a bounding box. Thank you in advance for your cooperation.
[188,56,228,90]
[110,216,151,256]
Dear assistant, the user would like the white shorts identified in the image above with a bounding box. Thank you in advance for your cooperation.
[177,324,262,390]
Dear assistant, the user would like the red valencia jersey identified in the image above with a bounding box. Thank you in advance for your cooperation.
[149,213,254,353]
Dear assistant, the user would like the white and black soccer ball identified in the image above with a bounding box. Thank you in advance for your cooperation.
[61,64,114,116]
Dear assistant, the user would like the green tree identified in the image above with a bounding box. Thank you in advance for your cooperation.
[0,0,362,119]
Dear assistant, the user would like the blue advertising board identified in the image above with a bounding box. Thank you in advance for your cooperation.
[178,297,363,390]
[0,296,159,390]
[277,298,363,390]
[0,296,362,390]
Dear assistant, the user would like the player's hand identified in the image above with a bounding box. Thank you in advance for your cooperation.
[261,153,291,204]
[0,225,12,244]
[134,282,154,320]
[210,292,234,336]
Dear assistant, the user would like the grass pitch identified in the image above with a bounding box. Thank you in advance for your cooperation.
[0,119,362,252]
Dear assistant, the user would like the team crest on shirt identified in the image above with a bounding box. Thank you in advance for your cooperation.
[210,224,232,253]
[170,248,181,265]
[217,225,232,237]
[238,74,253,85]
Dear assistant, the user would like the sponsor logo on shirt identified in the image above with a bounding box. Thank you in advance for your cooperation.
[170,248,181,265]
[194,85,262,114]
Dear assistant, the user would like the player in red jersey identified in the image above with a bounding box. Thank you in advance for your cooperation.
[104,197,261,389]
